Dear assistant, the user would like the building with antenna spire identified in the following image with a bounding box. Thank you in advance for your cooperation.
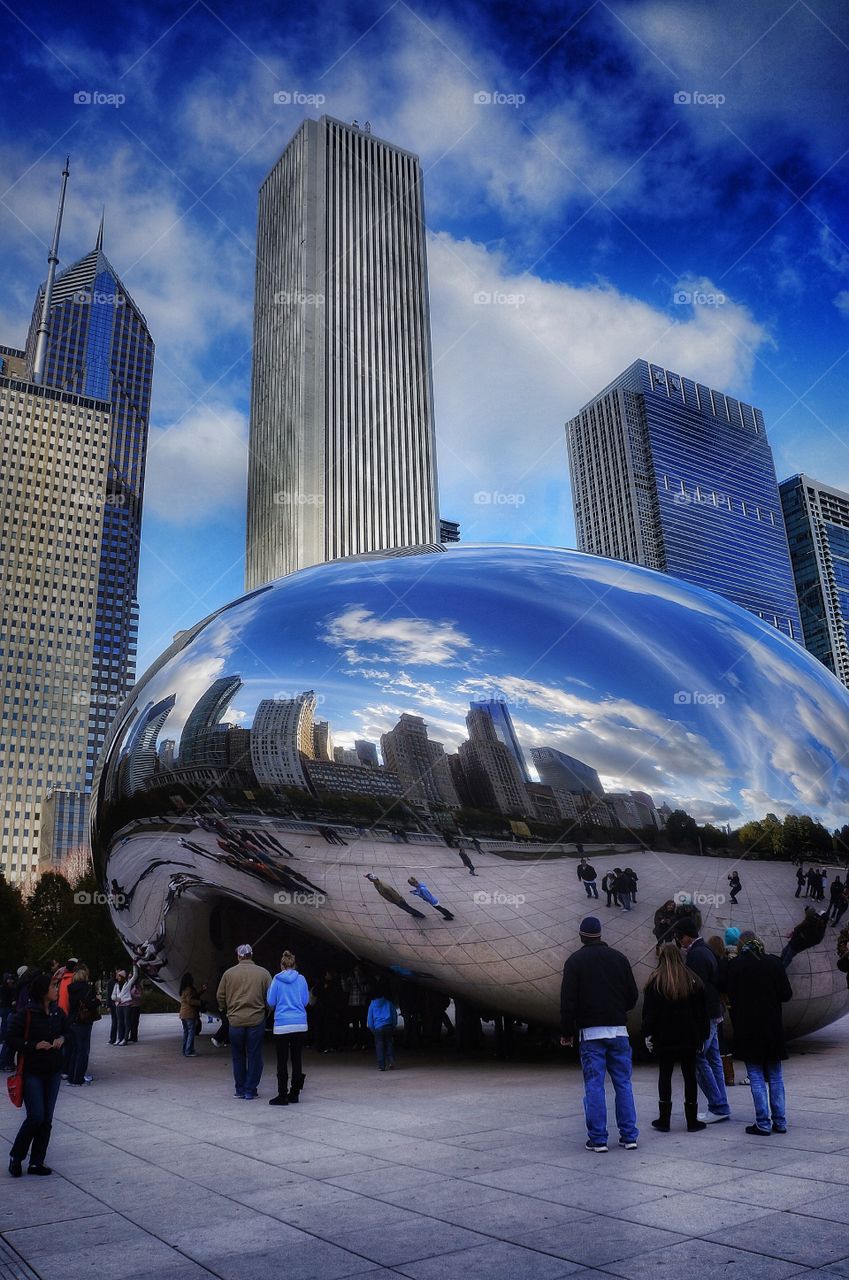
[0,161,155,877]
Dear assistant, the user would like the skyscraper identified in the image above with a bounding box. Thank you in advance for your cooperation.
[780,474,849,686]
[566,359,802,639]
[246,116,439,587]
[180,675,243,766]
[8,185,155,864]
[530,747,604,799]
[380,714,458,810]
[469,699,528,780]
[0,375,111,879]
[250,692,317,791]
[458,704,528,816]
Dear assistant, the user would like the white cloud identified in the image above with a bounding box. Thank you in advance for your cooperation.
[321,606,474,667]
[145,403,248,523]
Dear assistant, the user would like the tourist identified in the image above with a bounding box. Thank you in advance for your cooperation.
[642,943,709,1132]
[457,847,477,876]
[827,876,845,923]
[7,971,67,1177]
[613,868,632,912]
[723,935,792,1134]
[602,871,617,908]
[408,877,454,920]
[795,866,806,898]
[674,917,731,1123]
[311,969,345,1053]
[106,967,121,1044]
[364,873,426,919]
[727,870,742,904]
[342,964,370,1047]
[127,970,144,1043]
[560,915,639,1152]
[653,900,677,943]
[832,883,849,928]
[577,857,599,899]
[216,944,272,1099]
[66,966,100,1085]
[623,868,638,903]
[112,966,139,1045]
[178,973,206,1057]
[367,985,398,1071]
[781,907,828,968]
[267,950,309,1105]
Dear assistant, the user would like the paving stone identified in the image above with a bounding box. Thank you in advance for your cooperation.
[395,1239,581,1279]
[705,1211,849,1266]
[513,1215,687,1266]
[601,1238,809,1280]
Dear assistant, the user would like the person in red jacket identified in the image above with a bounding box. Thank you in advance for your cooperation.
[55,959,77,1074]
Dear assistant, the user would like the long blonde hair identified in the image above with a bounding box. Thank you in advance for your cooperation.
[646,943,702,1001]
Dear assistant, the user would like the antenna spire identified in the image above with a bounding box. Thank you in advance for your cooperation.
[32,155,70,386]
[95,206,104,252]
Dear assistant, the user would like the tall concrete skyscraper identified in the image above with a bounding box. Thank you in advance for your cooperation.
[246,116,439,587]
[0,166,154,870]
[566,359,802,639]
[780,474,849,686]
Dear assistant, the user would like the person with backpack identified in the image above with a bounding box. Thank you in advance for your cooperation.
[642,943,710,1132]
[66,966,101,1085]
[367,986,398,1071]
[267,950,309,1105]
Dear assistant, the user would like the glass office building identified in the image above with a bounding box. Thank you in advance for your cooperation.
[780,474,849,687]
[23,228,154,859]
[567,359,802,639]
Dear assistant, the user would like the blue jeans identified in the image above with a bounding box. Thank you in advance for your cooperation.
[68,1022,92,1084]
[579,1035,638,1144]
[696,1018,730,1116]
[746,1061,786,1131]
[583,881,599,898]
[618,893,631,911]
[10,1072,62,1167]
[230,1022,265,1096]
[373,1027,394,1069]
[181,1018,196,1056]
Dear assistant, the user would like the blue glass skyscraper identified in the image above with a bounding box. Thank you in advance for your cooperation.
[567,359,801,639]
[24,221,155,853]
[779,474,849,687]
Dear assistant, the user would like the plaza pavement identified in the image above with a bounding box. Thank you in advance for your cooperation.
[1,1012,848,1280]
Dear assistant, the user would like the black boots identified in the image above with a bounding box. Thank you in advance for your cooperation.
[685,1103,706,1131]
[651,1102,672,1132]
[269,1077,289,1105]
[288,1072,305,1104]
[8,1156,22,1177]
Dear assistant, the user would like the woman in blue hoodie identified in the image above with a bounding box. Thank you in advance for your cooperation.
[267,951,309,1106]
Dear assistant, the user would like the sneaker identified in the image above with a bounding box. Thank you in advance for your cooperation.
[585,1139,608,1153]
[745,1124,771,1136]
[618,1138,638,1150]
[210,1038,221,1047]
[698,1113,730,1124]
[61,1073,68,1080]
[234,1090,245,1098]
[115,1040,126,1046]
[242,1092,258,1100]
[771,1124,787,1134]
[83,1074,93,1083]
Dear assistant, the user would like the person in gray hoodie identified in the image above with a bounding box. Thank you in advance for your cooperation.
[266,950,309,1106]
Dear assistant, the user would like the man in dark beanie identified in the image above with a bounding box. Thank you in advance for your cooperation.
[560,916,639,1153]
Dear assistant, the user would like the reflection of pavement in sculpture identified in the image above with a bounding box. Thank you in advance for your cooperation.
[100,821,849,1036]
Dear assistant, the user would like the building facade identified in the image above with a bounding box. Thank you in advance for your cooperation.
[780,474,849,686]
[380,714,459,811]
[0,376,111,878]
[250,693,317,791]
[567,359,802,638]
[458,704,529,815]
[246,116,439,586]
[530,746,604,799]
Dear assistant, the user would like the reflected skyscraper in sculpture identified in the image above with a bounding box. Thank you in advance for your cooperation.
[567,359,802,640]
[246,116,439,587]
[91,545,849,1038]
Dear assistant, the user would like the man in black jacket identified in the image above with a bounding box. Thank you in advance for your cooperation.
[560,916,639,1153]
[674,918,731,1123]
[723,936,792,1134]
[576,858,599,899]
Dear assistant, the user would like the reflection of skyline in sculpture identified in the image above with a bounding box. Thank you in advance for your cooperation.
[180,674,243,767]
[91,545,849,1035]
[118,695,176,797]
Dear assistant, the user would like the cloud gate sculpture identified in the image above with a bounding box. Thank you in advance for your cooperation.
[91,544,849,1037]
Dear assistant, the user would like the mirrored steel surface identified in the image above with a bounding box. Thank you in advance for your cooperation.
[91,545,849,1034]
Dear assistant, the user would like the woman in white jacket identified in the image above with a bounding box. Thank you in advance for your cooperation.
[112,965,139,1046]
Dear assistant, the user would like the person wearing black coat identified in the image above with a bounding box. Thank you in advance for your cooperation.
[674,918,731,1122]
[6,971,68,1176]
[560,916,639,1152]
[781,907,828,968]
[642,943,710,1132]
[722,937,792,1135]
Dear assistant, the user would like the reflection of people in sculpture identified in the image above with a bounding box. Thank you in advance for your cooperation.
[364,874,425,919]
[457,848,477,876]
[319,825,347,846]
[407,877,454,921]
[781,908,828,968]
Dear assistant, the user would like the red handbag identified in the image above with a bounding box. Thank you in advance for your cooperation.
[6,1010,30,1108]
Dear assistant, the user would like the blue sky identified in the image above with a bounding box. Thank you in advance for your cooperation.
[2,0,848,679]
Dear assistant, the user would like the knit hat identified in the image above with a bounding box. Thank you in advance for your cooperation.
[579,915,602,937]
[724,927,741,946]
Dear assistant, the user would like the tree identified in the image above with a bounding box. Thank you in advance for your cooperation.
[0,874,29,971]
[665,809,699,847]
[27,871,77,967]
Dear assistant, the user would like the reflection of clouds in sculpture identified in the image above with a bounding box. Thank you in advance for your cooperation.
[321,605,475,667]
